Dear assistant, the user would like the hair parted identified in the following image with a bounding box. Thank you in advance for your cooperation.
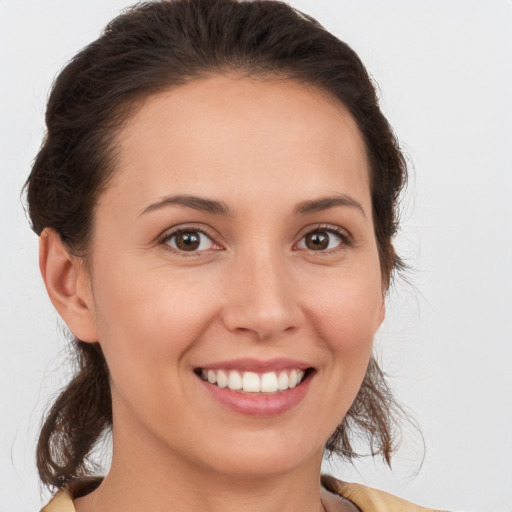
[25,0,408,490]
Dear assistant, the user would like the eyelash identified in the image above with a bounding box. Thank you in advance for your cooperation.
[158,224,352,256]
[158,226,220,257]
[295,224,352,254]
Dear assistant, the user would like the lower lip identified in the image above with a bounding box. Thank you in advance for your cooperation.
[198,374,313,417]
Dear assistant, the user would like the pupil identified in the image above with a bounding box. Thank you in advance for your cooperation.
[177,232,200,251]
[306,232,328,250]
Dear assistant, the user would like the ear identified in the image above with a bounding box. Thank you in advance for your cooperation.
[39,228,98,342]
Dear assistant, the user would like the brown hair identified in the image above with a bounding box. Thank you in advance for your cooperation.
[25,0,408,489]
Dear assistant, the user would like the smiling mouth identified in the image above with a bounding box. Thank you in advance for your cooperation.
[195,368,314,394]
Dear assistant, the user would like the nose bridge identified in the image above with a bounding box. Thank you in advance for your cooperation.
[221,242,301,339]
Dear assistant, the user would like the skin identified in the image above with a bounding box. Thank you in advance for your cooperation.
[41,75,385,512]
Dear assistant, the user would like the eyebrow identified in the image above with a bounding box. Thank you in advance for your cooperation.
[138,194,233,217]
[138,193,366,218]
[295,194,366,218]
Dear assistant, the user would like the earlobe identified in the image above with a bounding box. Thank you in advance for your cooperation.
[39,228,98,342]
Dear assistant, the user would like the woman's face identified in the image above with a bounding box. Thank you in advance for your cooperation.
[81,75,384,478]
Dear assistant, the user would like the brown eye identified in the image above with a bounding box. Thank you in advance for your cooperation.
[304,232,329,250]
[175,232,200,251]
[165,230,215,252]
[297,228,345,252]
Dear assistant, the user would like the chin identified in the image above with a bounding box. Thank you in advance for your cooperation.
[191,431,325,480]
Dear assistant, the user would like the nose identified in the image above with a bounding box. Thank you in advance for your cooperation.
[220,248,304,341]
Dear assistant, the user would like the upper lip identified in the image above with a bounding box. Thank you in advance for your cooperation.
[197,358,313,373]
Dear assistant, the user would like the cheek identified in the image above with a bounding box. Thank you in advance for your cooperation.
[303,265,383,353]
[298,267,382,438]
[90,257,222,379]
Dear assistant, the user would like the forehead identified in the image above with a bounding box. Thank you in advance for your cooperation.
[103,74,370,215]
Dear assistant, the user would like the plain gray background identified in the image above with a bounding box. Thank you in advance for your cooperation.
[1,1,511,511]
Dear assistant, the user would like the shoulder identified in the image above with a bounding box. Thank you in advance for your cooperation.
[40,489,74,512]
[321,474,449,512]
[40,478,102,512]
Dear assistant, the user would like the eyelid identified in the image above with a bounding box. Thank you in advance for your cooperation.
[156,222,352,255]
[293,224,353,253]
[157,224,224,255]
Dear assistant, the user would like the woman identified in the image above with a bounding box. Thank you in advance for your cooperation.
[25,1,445,510]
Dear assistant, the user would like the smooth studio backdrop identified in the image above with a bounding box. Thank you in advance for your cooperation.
[1,1,511,511]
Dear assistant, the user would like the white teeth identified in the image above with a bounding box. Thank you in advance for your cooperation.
[277,371,289,390]
[200,368,307,393]
[242,372,260,392]
[288,369,298,388]
[216,369,228,388]
[261,372,278,393]
[207,370,217,384]
[228,370,242,390]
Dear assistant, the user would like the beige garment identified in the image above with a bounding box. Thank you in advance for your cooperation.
[41,475,447,512]
[321,474,447,512]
